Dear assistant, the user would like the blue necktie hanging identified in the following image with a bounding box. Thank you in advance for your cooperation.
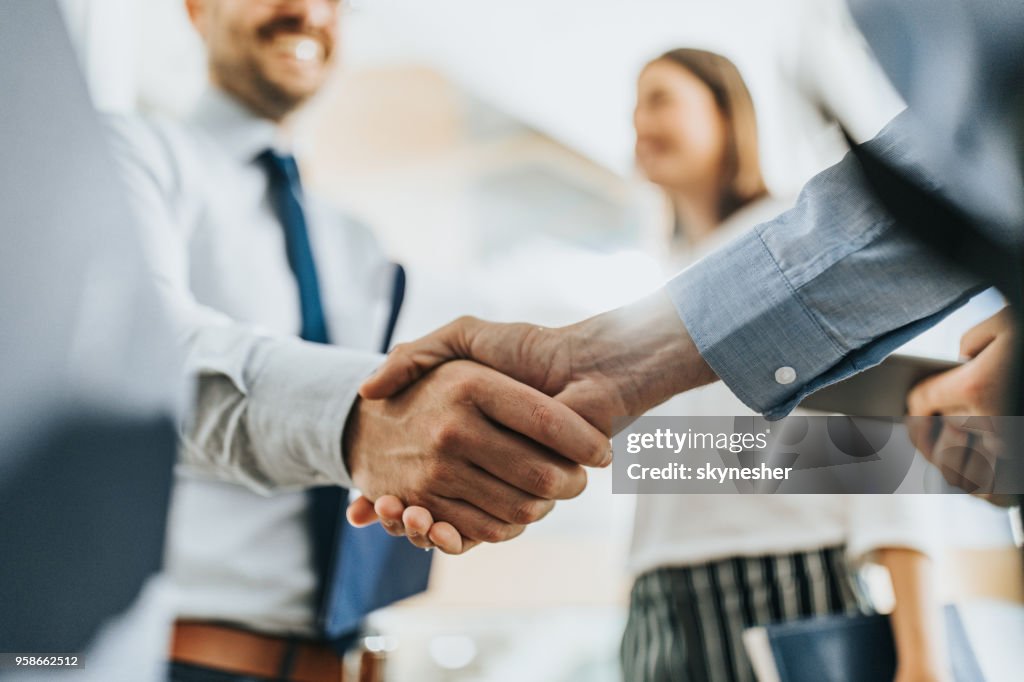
[259,150,431,651]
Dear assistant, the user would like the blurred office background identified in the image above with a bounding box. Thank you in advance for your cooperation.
[59,0,1021,679]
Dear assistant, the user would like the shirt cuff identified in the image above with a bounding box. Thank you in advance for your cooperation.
[666,230,846,419]
[246,337,383,489]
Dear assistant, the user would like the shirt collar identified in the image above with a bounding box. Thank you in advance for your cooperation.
[188,87,286,163]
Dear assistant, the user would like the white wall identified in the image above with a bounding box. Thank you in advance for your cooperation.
[69,0,901,192]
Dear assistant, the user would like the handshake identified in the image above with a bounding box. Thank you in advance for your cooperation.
[342,292,717,554]
[342,294,1020,553]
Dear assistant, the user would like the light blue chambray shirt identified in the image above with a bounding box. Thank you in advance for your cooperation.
[666,113,988,420]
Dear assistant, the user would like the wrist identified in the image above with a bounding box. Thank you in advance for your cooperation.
[580,290,716,415]
[342,395,369,489]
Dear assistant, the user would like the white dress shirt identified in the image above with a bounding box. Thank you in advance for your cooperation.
[630,196,940,577]
[105,89,398,635]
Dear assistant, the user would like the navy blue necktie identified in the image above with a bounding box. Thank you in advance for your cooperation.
[259,150,430,651]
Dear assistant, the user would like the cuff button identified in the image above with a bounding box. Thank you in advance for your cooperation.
[774,366,797,385]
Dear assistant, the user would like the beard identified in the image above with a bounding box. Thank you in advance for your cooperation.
[209,16,333,121]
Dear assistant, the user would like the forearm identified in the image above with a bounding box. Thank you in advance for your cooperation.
[875,547,948,678]
[567,290,718,417]
[105,114,380,494]
[668,112,984,419]
[180,327,380,493]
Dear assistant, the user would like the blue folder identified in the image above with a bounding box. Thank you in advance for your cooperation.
[747,606,985,682]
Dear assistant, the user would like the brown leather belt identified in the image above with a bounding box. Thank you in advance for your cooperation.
[170,621,348,682]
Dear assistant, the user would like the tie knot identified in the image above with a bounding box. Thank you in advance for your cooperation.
[257,149,301,186]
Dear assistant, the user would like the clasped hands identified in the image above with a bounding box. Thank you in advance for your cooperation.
[345,299,1020,555]
[342,293,715,554]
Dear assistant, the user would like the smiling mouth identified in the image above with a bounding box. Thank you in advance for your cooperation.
[267,33,326,64]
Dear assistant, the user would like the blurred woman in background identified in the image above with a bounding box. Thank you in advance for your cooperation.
[623,48,949,682]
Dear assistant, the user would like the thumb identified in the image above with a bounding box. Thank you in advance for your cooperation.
[359,318,479,399]
[346,495,380,527]
[359,349,432,400]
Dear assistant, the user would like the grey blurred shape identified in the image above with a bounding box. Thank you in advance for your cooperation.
[0,0,180,653]
[848,0,1024,237]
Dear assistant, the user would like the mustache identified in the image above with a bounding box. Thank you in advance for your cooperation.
[256,17,332,49]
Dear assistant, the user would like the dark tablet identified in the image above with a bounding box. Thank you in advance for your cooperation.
[800,354,960,417]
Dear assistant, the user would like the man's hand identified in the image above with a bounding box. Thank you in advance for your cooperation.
[360,291,714,435]
[343,360,611,545]
[906,307,1018,505]
[348,292,718,552]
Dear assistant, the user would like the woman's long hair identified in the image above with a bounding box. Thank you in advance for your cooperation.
[655,48,768,224]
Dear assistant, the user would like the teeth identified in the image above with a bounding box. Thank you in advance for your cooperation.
[272,35,324,63]
[293,38,320,62]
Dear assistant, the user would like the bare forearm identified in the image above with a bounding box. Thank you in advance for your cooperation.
[567,290,719,417]
[876,547,949,680]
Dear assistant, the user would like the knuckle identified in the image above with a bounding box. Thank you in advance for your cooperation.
[447,373,479,401]
[476,521,508,544]
[389,341,411,358]
[962,375,985,404]
[419,460,453,490]
[505,524,527,541]
[528,464,564,499]
[512,499,547,525]
[529,402,561,440]
[431,419,466,451]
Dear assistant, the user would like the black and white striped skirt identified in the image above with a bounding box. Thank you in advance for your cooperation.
[621,546,873,682]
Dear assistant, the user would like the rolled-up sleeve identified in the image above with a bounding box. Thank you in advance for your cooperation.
[667,113,984,419]
[105,114,379,494]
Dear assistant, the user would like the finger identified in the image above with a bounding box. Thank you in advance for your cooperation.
[957,432,998,493]
[931,425,974,491]
[474,368,611,467]
[402,506,435,549]
[906,416,940,462]
[906,364,973,416]
[424,495,526,545]
[456,417,588,500]
[360,318,479,400]
[427,522,478,555]
[960,308,1011,359]
[403,506,435,537]
[346,495,380,527]
[374,496,407,537]
[441,464,555,525]
[374,495,406,523]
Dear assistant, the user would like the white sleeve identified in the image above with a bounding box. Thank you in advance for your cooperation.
[104,114,380,494]
[845,494,943,564]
